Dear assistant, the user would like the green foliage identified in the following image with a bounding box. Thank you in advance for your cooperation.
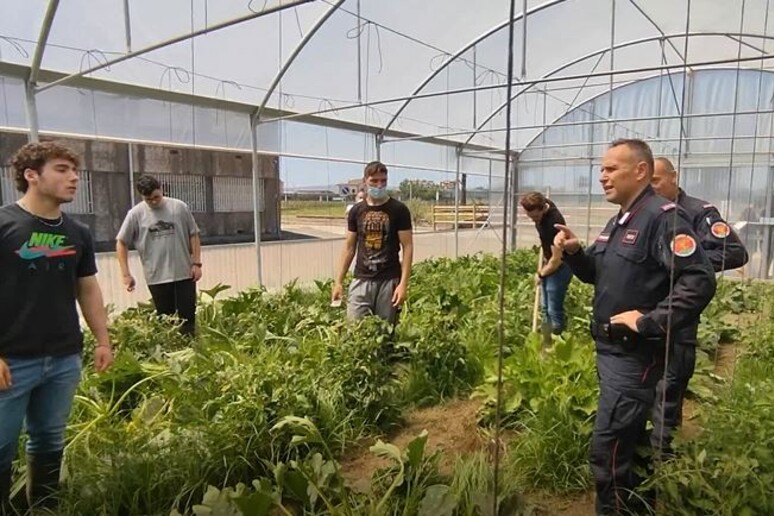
[650,285,774,515]
[398,179,441,201]
[52,251,559,515]
[697,278,759,355]
[403,199,433,227]
[650,367,774,515]
[475,333,597,494]
[180,421,531,516]
[27,248,774,514]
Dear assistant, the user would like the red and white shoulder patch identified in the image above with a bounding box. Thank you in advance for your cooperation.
[711,221,730,239]
[671,234,697,257]
[661,202,677,212]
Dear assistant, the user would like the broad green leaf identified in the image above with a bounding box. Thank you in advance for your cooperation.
[418,484,457,516]
[406,430,429,470]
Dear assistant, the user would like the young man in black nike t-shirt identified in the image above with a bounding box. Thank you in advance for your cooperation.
[331,161,414,324]
[0,142,114,513]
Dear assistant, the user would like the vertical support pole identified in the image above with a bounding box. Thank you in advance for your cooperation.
[356,0,362,104]
[520,0,528,79]
[454,145,461,258]
[585,106,596,244]
[473,45,478,127]
[123,0,133,52]
[24,81,40,143]
[487,157,493,209]
[27,0,61,143]
[250,116,264,287]
[585,159,594,244]
[509,152,520,250]
[656,38,665,139]
[609,0,616,118]
[128,142,136,205]
[683,69,695,158]
[763,165,774,278]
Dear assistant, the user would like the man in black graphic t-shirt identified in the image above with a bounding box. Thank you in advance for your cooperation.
[0,142,114,513]
[332,161,413,324]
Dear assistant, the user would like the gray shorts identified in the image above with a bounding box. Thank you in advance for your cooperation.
[346,277,400,324]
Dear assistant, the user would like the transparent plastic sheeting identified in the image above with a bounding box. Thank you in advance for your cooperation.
[3,0,774,147]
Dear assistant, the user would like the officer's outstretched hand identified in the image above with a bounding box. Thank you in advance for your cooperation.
[553,224,581,255]
[610,310,644,332]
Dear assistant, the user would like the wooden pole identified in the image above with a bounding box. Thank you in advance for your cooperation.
[531,187,551,333]
[531,246,543,333]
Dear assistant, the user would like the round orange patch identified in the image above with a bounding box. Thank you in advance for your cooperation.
[671,234,697,257]
[711,221,730,239]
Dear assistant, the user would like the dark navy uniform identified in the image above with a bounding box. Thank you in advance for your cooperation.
[651,189,748,453]
[564,186,716,515]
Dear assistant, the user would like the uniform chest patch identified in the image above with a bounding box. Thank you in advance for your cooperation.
[671,234,697,257]
[710,221,730,239]
[597,233,610,243]
[621,229,639,245]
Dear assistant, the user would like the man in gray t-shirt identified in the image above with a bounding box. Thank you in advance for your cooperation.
[116,174,202,336]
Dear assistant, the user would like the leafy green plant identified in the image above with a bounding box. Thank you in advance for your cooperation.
[650,296,774,515]
[26,249,773,515]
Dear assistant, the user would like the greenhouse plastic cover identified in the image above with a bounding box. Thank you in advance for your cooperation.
[1,0,774,155]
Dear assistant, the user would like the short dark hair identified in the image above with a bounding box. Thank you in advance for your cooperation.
[654,156,676,172]
[10,141,80,193]
[520,191,547,212]
[364,161,388,178]
[136,174,161,196]
[610,138,654,175]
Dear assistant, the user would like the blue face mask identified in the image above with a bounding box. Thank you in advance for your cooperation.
[368,186,388,200]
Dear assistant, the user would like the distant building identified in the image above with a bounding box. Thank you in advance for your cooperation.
[0,130,281,251]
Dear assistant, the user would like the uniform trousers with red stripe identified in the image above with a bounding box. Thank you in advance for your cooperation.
[591,343,664,515]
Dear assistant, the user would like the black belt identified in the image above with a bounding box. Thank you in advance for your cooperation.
[591,320,640,345]
[590,320,666,347]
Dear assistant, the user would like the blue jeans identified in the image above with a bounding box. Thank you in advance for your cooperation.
[0,353,82,471]
[541,262,573,334]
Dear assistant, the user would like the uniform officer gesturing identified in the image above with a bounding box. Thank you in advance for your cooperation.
[554,139,716,515]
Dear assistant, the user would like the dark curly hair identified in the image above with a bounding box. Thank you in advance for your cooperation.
[10,141,81,193]
[135,174,162,196]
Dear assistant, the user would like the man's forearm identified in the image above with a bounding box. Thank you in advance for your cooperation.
[190,234,202,263]
[399,244,413,285]
[78,284,111,347]
[116,241,131,276]
[336,249,356,284]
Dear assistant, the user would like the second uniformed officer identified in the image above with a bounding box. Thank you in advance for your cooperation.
[554,139,716,515]
[650,156,749,454]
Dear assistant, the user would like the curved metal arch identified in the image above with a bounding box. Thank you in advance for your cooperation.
[462,31,774,148]
[30,0,60,84]
[252,0,346,123]
[379,0,569,138]
[518,66,774,153]
[36,0,315,94]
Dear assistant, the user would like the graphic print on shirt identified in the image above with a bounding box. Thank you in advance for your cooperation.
[148,220,175,239]
[362,210,390,270]
[15,231,76,260]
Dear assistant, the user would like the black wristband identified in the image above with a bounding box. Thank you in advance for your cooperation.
[192,262,202,267]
